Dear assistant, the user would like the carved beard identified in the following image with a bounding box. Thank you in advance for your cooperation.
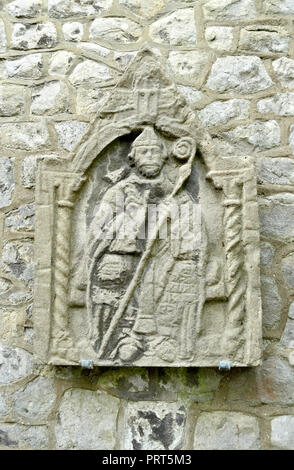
[137,164,162,178]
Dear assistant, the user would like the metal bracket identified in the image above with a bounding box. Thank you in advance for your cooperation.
[80,360,94,369]
[219,360,231,371]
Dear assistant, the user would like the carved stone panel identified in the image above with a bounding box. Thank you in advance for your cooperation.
[34,49,262,367]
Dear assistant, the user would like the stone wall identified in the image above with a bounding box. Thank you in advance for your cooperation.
[0,0,294,450]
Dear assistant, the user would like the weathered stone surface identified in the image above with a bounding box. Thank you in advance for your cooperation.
[7,0,42,18]
[206,56,273,94]
[63,22,83,42]
[258,93,294,116]
[114,51,137,70]
[282,252,294,288]
[69,60,112,86]
[119,0,166,18]
[31,81,71,115]
[0,85,25,117]
[13,376,56,420]
[219,121,281,154]
[262,0,294,14]
[76,88,109,115]
[256,356,294,404]
[168,50,210,85]
[280,315,294,348]
[158,368,222,402]
[176,85,203,105]
[0,392,8,417]
[205,26,234,51]
[0,345,34,385]
[0,423,48,449]
[288,125,294,154]
[198,99,250,127]
[0,240,34,287]
[11,22,57,50]
[260,241,275,268]
[261,275,282,330]
[257,157,294,185]
[0,158,14,209]
[124,402,186,450]
[97,368,149,394]
[5,204,35,233]
[273,57,294,89]
[0,122,50,150]
[149,9,197,46]
[4,54,43,79]
[80,42,111,59]
[271,416,294,449]
[239,26,290,54]
[259,193,294,241]
[55,389,120,450]
[21,155,37,189]
[54,121,88,151]
[194,412,260,450]
[90,17,142,43]
[48,0,113,18]
[0,19,6,52]
[49,51,75,75]
[203,0,257,20]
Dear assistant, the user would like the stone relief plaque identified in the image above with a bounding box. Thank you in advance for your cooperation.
[34,49,262,367]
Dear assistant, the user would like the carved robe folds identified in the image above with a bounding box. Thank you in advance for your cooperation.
[34,49,262,367]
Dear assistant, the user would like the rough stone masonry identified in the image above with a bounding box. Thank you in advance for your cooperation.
[0,0,294,450]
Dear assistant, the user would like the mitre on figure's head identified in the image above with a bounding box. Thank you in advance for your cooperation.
[132,126,162,148]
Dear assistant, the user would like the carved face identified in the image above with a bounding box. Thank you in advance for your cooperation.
[133,145,165,177]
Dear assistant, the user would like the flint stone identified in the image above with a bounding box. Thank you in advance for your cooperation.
[0,240,34,287]
[260,241,275,268]
[205,26,234,51]
[80,43,110,59]
[219,120,281,153]
[5,204,35,233]
[7,0,42,18]
[31,81,70,115]
[261,275,282,330]
[0,392,8,417]
[54,121,88,151]
[288,125,294,154]
[4,54,43,79]
[282,252,294,288]
[69,60,112,86]
[0,158,14,209]
[203,0,257,20]
[0,19,6,52]
[49,51,75,75]
[0,344,34,385]
[0,423,48,449]
[55,389,120,450]
[262,0,294,14]
[193,412,260,450]
[0,85,25,117]
[258,193,294,241]
[273,57,294,89]
[90,17,142,43]
[0,122,50,150]
[63,22,83,42]
[256,356,294,404]
[239,26,290,54]
[114,51,137,70]
[258,93,294,116]
[168,50,210,85]
[257,157,294,185]
[13,376,56,420]
[271,416,294,449]
[48,0,113,18]
[124,402,186,450]
[280,316,294,349]
[206,56,273,94]
[198,99,250,127]
[149,9,197,46]
[289,302,294,319]
[11,22,57,50]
